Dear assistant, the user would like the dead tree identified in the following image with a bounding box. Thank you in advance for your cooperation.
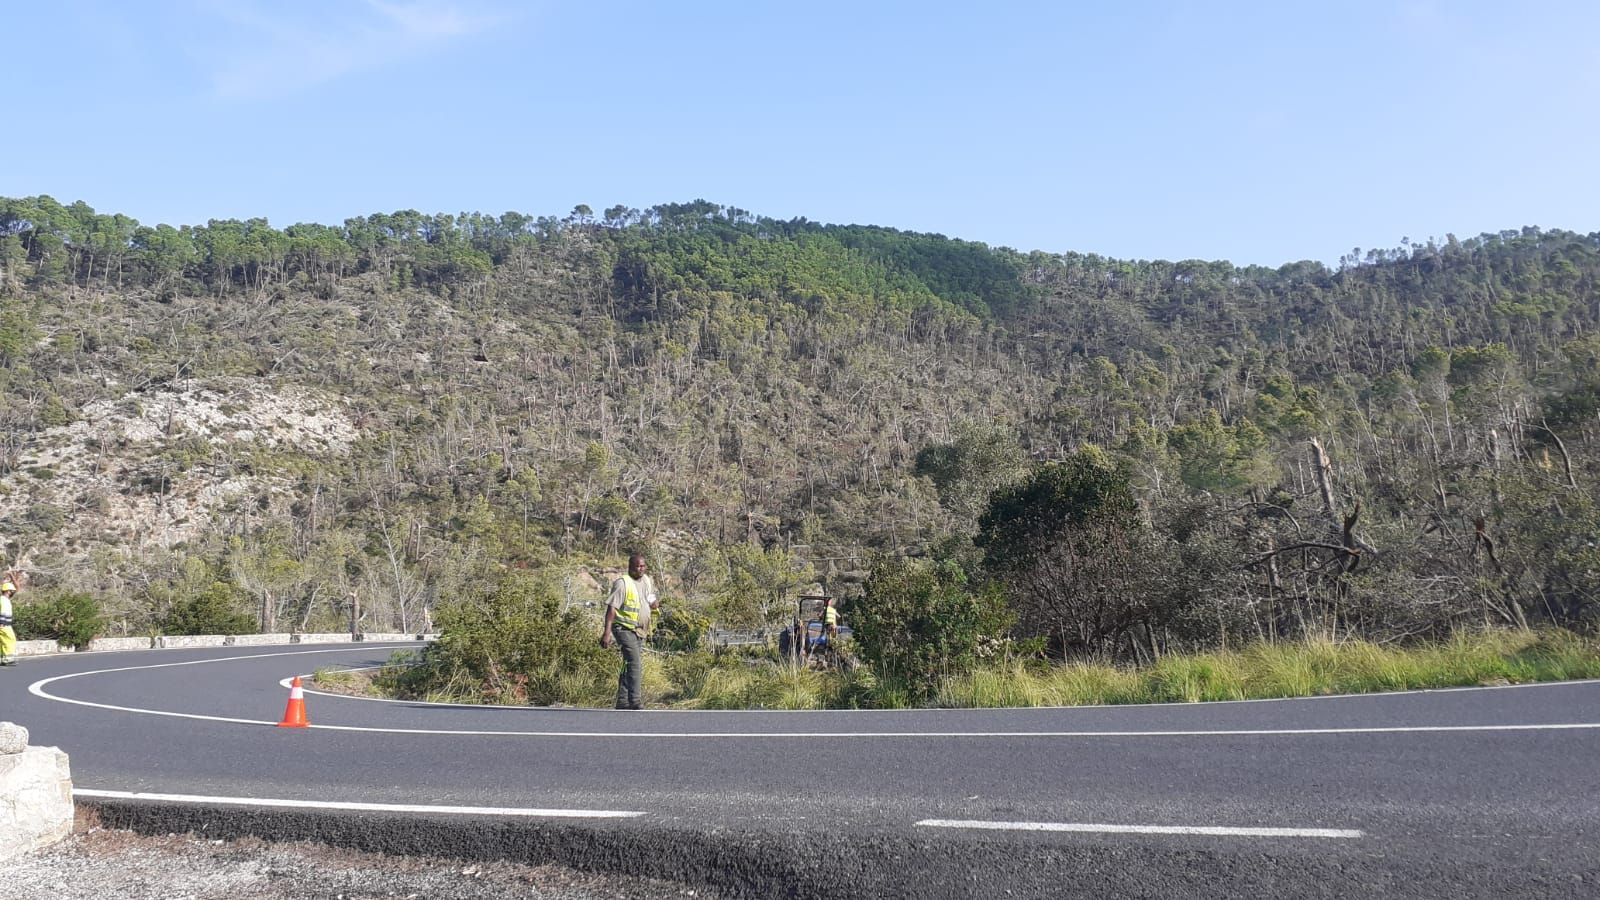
[1307,438,1373,569]
[1243,440,1375,638]
[1471,516,1529,629]
[1533,419,1579,490]
[1243,503,1364,574]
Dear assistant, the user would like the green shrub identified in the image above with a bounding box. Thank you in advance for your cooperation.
[652,606,711,652]
[394,571,615,706]
[14,591,105,649]
[851,556,1011,700]
[160,581,257,635]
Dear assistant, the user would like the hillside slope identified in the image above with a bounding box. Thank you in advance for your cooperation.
[1,196,1597,643]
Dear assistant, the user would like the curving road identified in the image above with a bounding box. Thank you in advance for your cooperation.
[6,643,1600,898]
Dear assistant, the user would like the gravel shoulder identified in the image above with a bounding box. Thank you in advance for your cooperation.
[12,809,712,900]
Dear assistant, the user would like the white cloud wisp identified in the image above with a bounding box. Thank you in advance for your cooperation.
[205,0,499,100]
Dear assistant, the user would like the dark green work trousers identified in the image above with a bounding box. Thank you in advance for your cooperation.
[613,623,644,709]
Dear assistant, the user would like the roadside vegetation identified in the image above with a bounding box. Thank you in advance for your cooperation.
[11,590,103,649]
[930,629,1600,708]
[365,566,1600,710]
[362,625,1599,710]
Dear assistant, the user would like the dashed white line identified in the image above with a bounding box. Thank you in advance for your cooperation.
[915,819,1363,839]
[73,789,644,818]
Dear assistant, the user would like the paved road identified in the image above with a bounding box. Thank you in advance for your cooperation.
[5,643,1600,898]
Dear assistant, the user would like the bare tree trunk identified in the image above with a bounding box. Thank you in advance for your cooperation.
[1538,419,1579,489]
[1488,428,1503,510]
[1308,438,1339,530]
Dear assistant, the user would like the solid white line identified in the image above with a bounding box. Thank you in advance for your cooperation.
[915,819,1363,839]
[29,647,426,727]
[285,721,1600,737]
[30,650,1600,738]
[73,789,644,818]
[32,668,1600,736]
[26,637,1600,712]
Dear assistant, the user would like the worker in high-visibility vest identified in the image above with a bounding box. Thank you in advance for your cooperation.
[599,553,660,710]
[821,597,839,646]
[0,578,18,667]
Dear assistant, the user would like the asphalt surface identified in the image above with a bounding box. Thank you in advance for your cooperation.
[5,643,1600,898]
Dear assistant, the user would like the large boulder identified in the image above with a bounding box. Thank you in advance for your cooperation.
[0,721,26,755]
[0,722,74,861]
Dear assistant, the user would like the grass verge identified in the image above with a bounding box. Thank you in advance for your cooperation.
[934,629,1600,707]
[362,629,1600,710]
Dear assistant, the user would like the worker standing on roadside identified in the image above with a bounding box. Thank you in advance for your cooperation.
[0,575,19,667]
[599,553,660,710]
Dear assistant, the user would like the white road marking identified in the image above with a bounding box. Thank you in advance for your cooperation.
[27,649,1600,738]
[28,647,427,727]
[284,721,1600,737]
[73,789,643,818]
[915,819,1363,839]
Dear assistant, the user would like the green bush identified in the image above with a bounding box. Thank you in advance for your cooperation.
[14,591,104,649]
[850,556,1012,700]
[394,570,615,706]
[160,581,257,635]
[652,606,711,652]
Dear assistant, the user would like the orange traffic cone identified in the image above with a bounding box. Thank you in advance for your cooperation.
[277,675,310,728]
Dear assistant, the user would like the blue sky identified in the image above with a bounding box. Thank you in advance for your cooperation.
[3,1,1597,264]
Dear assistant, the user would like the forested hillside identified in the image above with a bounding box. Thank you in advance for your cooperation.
[2,195,1597,657]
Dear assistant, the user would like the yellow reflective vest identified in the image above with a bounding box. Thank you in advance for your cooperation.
[614,576,642,630]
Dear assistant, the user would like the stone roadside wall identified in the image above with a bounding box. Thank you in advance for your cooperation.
[14,634,432,657]
[230,633,293,646]
[0,722,73,862]
[88,636,155,652]
[157,635,230,649]
[293,633,355,644]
